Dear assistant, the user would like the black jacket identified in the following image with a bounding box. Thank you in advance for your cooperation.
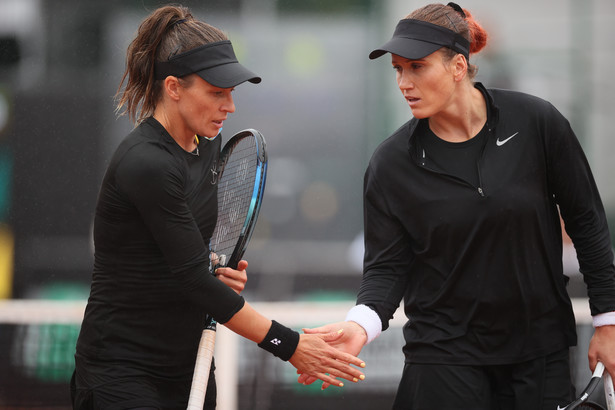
[358,83,615,365]
[76,118,244,384]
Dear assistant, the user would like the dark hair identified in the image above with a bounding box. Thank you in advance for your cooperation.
[407,3,488,79]
[115,5,228,123]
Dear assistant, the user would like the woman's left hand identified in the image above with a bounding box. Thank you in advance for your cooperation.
[297,321,368,388]
[588,325,615,378]
[215,259,248,294]
[289,331,366,387]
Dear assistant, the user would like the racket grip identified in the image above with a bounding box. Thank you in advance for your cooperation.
[605,371,615,410]
[187,328,216,410]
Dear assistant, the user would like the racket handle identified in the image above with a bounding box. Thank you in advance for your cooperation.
[187,328,217,410]
[605,371,615,410]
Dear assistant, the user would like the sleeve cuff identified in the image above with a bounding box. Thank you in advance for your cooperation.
[593,311,615,327]
[345,304,382,344]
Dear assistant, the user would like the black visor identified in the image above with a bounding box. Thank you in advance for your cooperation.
[155,40,261,88]
[369,19,470,60]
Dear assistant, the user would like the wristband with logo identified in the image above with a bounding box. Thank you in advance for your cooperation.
[257,320,300,361]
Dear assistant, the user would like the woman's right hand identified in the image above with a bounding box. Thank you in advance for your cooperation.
[289,329,366,387]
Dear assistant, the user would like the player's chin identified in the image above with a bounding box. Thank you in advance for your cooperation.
[408,107,429,119]
[202,125,222,139]
[202,130,220,139]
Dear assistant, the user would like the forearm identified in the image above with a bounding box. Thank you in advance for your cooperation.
[224,302,301,361]
[223,302,271,344]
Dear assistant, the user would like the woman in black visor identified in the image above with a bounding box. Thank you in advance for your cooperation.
[301,3,615,409]
[70,5,365,409]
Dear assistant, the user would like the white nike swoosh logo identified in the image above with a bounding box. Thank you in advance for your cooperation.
[496,132,519,147]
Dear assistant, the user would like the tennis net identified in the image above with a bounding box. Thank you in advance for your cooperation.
[0,298,596,410]
[0,300,85,409]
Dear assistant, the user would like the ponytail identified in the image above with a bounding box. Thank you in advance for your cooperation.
[463,8,488,55]
[115,6,227,123]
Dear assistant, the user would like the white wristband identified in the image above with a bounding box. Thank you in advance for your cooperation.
[345,304,382,344]
[593,311,615,328]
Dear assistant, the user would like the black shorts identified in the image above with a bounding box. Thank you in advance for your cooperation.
[70,359,217,410]
[392,349,574,410]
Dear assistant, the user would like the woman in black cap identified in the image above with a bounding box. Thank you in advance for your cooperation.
[71,5,365,409]
[301,2,615,408]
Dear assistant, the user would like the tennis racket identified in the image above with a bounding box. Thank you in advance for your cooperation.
[575,403,606,410]
[187,129,268,410]
[558,362,613,410]
[605,371,615,410]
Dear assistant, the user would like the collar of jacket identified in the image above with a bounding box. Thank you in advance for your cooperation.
[406,82,499,160]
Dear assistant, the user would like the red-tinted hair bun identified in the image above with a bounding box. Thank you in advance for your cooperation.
[463,8,488,54]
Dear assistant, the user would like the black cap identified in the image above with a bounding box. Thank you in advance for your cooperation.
[155,40,261,88]
[369,19,470,60]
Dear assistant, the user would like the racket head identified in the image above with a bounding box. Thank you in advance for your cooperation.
[605,371,615,410]
[559,363,606,410]
[210,128,267,270]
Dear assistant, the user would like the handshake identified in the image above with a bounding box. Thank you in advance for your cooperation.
[290,321,369,389]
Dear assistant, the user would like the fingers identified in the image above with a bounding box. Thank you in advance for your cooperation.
[300,367,357,387]
[312,372,346,387]
[215,261,248,278]
[236,259,248,271]
[320,329,345,343]
[304,349,365,382]
[302,327,326,334]
[210,252,223,268]
[297,373,318,385]
[302,325,335,334]
[292,356,365,386]
[292,327,367,391]
[216,267,247,283]
[337,351,366,370]
[324,355,366,382]
[321,332,366,369]
[302,321,351,336]
[215,260,248,294]
[298,368,365,389]
[215,273,245,294]
[298,367,364,386]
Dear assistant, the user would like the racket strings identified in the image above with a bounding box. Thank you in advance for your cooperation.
[211,137,261,266]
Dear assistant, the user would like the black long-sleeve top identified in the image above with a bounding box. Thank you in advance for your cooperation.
[75,117,244,378]
[358,83,615,365]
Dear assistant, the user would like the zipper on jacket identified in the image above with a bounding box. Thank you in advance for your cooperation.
[474,126,491,198]
[476,160,485,197]
[420,149,485,197]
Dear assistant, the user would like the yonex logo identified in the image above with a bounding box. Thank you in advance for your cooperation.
[270,338,282,346]
[496,132,519,147]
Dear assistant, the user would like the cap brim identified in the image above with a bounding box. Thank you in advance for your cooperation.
[197,62,262,88]
[369,37,442,60]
